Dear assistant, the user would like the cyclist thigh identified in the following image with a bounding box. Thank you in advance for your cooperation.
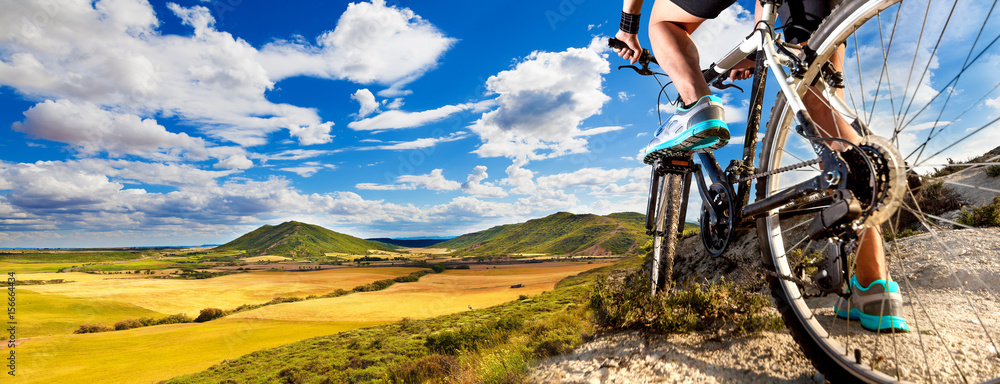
[778,0,836,44]
[649,0,735,33]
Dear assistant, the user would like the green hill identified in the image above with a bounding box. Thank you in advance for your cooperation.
[215,221,393,258]
[437,212,648,256]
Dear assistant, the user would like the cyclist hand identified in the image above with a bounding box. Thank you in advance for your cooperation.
[729,58,755,81]
[614,30,643,65]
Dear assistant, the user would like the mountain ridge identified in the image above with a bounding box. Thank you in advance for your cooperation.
[436,211,647,256]
[215,221,393,257]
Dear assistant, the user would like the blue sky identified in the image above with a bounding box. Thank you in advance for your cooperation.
[1,0,991,248]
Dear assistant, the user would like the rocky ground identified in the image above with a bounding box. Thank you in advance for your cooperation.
[528,222,1000,383]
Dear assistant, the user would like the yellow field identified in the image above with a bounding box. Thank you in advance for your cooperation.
[15,290,165,338]
[8,318,379,384]
[23,267,422,316]
[229,262,610,322]
[242,255,291,262]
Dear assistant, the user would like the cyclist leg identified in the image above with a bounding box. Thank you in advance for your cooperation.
[789,0,908,331]
[647,1,712,105]
[641,0,734,163]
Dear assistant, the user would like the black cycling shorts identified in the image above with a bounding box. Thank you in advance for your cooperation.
[670,0,833,43]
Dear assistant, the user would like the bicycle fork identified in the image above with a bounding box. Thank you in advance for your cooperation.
[646,154,734,294]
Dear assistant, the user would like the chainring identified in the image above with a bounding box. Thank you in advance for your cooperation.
[700,183,736,257]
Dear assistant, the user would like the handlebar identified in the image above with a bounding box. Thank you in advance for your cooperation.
[608,38,657,66]
[609,37,745,92]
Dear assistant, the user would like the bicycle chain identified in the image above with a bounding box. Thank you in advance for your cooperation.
[736,158,822,183]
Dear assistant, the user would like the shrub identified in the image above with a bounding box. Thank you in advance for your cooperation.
[74,323,113,334]
[386,354,458,384]
[267,296,303,305]
[987,164,1000,178]
[425,329,470,355]
[590,270,782,336]
[321,289,351,298]
[353,279,396,292]
[157,313,194,325]
[957,196,1000,228]
[137,317,157,327]
[114,318,143,331]
[889,181,964,232]
[194,308,227,323]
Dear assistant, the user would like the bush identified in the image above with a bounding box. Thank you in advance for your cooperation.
[194,308,227,323]
[957,196,1000,228]
[889,181,965,232]
[987,164,1000,178]
[114,319,143,331]
[137,317,157,327]
[266,296,303,305]
[590,270,782,336]
[354,279,396,292]
[386,354,458,384]
[321,289,351,298]
[74,323,113,334]
[157,313,194,325]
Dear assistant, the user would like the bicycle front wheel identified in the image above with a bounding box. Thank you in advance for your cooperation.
[650,171,683,294]
[758,0,1000,382]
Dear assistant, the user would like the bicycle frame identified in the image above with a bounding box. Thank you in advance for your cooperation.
[651,0,849,237]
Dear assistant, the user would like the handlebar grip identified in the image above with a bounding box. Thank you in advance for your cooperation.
[608,38,657,65]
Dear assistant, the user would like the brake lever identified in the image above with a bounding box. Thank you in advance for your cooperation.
[618,64,655,76]
[709,68,745,92]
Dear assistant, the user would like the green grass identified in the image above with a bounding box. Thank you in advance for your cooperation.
[0,251,147,264]
[76,260,175,272]
[438,211,647,256]
[14,290,166,338]
[957,196,1000,228]
[0,262,77,273]
[589,268,784,336]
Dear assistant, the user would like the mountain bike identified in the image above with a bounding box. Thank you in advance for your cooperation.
[614,0,1000,382]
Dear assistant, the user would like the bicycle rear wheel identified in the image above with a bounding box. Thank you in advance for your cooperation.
[758,0,1000,382]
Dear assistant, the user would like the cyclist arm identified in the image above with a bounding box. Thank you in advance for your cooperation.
[615,0,644,65]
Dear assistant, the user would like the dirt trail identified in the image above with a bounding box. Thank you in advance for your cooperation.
[528,227,1000,383]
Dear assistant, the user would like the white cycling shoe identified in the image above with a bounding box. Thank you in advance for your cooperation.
[643,95,730,165]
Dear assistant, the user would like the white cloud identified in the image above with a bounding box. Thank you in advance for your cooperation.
[352,88,380,118]
[280,162,336,178]
[397,169,460,191]
[256,149,332,163]
[357,169,460,191]
[691,5,755,69]
[0,1,420,148]
[385,98,405,109]
[257,0,455,91]
[461,166,508,198]
[13,99,208,160]
[501,156,536,195]
[348,101,493,131]
[287,122,334,145]
[470,39,612,159]
[214,154,254,170]
[536,167,633,190]
[357,132,469,151]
